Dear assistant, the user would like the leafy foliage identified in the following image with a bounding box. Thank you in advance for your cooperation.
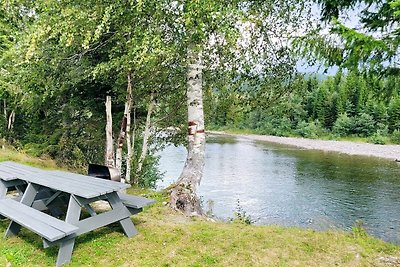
[297,0,400,73]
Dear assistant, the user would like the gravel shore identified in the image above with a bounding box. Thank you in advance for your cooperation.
[209,131,400,161]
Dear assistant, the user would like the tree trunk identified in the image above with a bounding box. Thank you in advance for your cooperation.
[7,110,15,130]
[105,96,114,167]
[136,91,155,179]
[115,73,133,181]
[125,109,132,184]
[169,47,205,216]
[131,108,137,185]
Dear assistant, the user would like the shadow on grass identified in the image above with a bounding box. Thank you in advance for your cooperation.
[1,216,139,263]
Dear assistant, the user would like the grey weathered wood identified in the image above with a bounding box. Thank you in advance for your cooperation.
[125,207,143,215]
[0,162,129,198]
[0,198,78,242]
[44,191,62,206]
[0,181,6,198]
[0,169,20,181]
[56,195,81,267]
[75,207,131,235]
[0,161,43,181]
[0,161,43,173]
[48,172,120,194]
[84,204,97,217]
[21,172,129,198]
[2,179,26,187]
[117,193,156,209]
[23,174,105,198]
[49,170,128,191]
[4,185,77,235]
[6,183,40,237]
[107,192,137,237]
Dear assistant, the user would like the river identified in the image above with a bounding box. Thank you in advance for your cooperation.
[157,134,400,243]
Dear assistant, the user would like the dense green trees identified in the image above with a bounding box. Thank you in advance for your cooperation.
[206,71,400,144]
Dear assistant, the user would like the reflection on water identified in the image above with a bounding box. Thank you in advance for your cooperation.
[157,135,400,243]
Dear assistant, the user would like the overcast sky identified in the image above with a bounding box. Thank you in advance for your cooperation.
[296,2,363,75]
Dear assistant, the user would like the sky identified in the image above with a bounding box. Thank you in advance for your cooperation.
[296,2,363,76]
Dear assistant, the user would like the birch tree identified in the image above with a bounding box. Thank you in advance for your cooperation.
[168,0,309,215]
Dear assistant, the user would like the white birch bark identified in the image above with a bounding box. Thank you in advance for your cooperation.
[7,110,15,130]
[131,108,137,184]
[105,96,114,167]
[136,91,155,179]
[125,110,132,184]
[170,47,205,215]
[115,73,133,180]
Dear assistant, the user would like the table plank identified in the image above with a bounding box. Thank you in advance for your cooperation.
[0,161,42,181]
[1,198,78,235]
[0,199,67,242]
[49,171,128,191]
[24,174,104,198]
[0,169,21,181]
[0,161,129,199]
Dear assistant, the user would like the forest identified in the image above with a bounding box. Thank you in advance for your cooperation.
[206,71,400,145]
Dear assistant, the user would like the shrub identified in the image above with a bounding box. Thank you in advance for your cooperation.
[296,121,318,139]
[230,199,253,225]
[391,129,400,144]
[333,113,354,136]
[368,132,387,145]
[354,113,375,137]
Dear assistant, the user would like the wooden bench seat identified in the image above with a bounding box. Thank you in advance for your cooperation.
[117,193,155,215]
[0,198,78,242]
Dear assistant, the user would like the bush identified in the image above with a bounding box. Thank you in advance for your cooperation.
[391,129,400,144]
[270,117,293,137]
[296,121,319,139]
[333,113,354,136]
[354,113,375,137]
[368,132,387,145]
[230,199,253,225]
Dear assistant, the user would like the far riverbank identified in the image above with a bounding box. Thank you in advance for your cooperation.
[208,131,400,161]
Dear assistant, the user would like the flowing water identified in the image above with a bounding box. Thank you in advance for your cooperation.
[157,134,400,243]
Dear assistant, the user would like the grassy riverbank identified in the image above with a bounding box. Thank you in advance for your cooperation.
[0,149,400,266]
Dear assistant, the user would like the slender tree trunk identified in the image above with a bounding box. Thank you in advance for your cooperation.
[131,108,137,185]
[105,96,114,167]
[169,47,205,216]
[7,110,15,130]
[125,109,132,184]
[136,91,155,179]
[115,73,133,180]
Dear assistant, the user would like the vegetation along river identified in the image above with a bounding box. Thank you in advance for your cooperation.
[157,134,400,243]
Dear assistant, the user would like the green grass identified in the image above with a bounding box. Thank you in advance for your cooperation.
[1,193,399,267]
[0,145,59,170]
[1,149,400,266]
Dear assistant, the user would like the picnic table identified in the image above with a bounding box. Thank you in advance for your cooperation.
[0,161,155,266]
